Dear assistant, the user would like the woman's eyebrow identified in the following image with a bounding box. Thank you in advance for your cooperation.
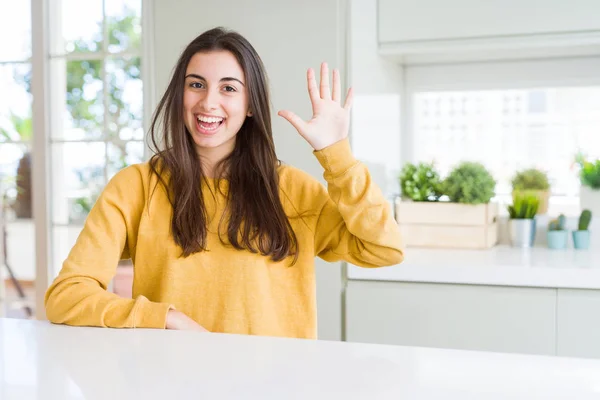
[185,74,245,86]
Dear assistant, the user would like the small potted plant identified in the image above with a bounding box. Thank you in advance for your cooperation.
[573,209,592,250]
[442,161,496,205]
[399,162,442,202]
[507,192,539,248]
[547,214,568,250]
[575,153,600,217]
[511,168,551,214]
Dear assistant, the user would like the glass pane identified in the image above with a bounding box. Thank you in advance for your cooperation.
[0,64,32,143]
[107,57,143,141]
[107,141,144,180]
[0,0,31,61]
[0,143,31,220]
[61,0,103,53]
[54,60,104,140]
[51,142,106,225]
[1,142,35,319]
[105,0,142,54]
[4,218,36,317]
[413,87,600,201]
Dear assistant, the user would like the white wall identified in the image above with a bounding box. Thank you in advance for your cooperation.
[150,0,348,341]
[349,0,403,198]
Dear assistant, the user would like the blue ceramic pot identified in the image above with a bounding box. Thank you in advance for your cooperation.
[547,230,568,249]
[572,230,591,250]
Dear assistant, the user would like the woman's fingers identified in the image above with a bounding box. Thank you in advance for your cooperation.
[332,68,341,103]
[307,67,319,113]
[320,62,331,100]
[343,87,354,111]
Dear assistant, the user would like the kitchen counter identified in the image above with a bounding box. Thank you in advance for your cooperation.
[2,318,600,399]
[348,245,600,289]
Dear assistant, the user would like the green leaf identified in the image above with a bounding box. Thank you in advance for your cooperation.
[508,192,540,219]
[442,162,496,204]
[511,168,550,191]
[575,154,600,189]
[399,162,442,202]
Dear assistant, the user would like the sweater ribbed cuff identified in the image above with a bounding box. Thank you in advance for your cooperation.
[134,297,174,329]
[313,138,357,176]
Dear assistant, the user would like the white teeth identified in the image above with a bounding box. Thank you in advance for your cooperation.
[197,115,224,123]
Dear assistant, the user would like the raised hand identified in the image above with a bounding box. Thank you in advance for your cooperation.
[278,62,354,151]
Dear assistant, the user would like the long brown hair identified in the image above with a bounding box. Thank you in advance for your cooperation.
[148,27,298,262]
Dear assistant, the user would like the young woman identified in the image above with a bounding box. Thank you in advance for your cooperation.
[44,27,404,339]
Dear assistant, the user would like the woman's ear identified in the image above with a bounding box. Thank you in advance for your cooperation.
[247,110,253,117]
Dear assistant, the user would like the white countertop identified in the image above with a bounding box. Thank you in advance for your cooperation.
[2,318,600,399]
[348,246,600,289]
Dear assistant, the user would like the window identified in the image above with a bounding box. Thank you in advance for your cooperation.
[49,0,143,278]
[407,58,600,216]
[0,0,36,316]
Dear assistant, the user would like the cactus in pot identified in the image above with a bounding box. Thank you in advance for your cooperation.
[573,209,592,250]
[547,213,568,250]
[548,214,566,231]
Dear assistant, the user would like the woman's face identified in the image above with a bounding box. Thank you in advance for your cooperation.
[183,50,251,161]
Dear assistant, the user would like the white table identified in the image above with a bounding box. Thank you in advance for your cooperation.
[2,318,600,399]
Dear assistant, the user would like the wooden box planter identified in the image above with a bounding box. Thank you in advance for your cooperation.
[394,198,499,249]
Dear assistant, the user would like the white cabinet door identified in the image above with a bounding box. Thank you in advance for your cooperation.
[346,281,556,356]
[378,0,600,43]
[557,289,600,359]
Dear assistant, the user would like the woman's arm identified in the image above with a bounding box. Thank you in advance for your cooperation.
[45,165,173,328]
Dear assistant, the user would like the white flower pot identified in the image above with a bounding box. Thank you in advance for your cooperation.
[580,186,600,215]
[508,218,537,248]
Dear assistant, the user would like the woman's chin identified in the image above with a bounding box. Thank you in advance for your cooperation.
[192,132,237,154]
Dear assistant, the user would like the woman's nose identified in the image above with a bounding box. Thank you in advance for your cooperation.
[198,88,219,111]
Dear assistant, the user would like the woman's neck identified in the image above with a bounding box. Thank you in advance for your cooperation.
[196,140,236,179]
[198,150,230,179]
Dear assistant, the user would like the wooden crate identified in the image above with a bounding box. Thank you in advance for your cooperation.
[395,199,499,249]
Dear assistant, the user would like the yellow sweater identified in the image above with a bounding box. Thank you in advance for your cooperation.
[45,139,404,339]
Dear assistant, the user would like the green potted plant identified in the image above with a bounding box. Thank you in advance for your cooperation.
[575,153,600,218]
[507,193,540,248]
[442,161,496,204]
[399,162,442,202]
[511,168,550,214]
[573,209,592,250]
[395,161,498,249]
[547,214,568,250]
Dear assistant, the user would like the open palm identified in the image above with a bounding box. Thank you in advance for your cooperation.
[278,62,354,151]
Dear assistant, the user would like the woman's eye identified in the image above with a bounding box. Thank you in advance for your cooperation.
[223,85,236,92]
[190,82,204,89]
